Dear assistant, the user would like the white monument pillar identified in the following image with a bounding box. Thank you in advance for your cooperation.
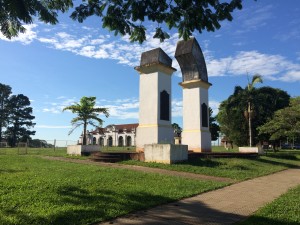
[175,38,212,152]
[180,80,211,152]
[135,48,176,152]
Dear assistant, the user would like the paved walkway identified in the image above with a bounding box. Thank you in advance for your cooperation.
[99,168,300,225]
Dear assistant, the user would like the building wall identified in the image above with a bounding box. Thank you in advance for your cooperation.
[79,125,136,147]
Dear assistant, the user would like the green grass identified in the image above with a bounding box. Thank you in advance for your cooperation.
[0,147,91,160]
[237,185,300,225]
[0,147,67,156]
[121,153,300,181]
[0,155,226,225]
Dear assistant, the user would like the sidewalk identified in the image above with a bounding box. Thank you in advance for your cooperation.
[99,168,300,225]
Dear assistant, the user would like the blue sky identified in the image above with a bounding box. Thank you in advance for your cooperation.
[1,0,300,143]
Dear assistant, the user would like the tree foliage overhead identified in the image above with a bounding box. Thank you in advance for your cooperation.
[217,86,290,146]
[0,0,72,39]
[63,96,109,145]
[1,0,243,43]
[258,97,300,142]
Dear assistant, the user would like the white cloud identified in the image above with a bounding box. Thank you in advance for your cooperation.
[102,98,139,120]
[206,51,300,82]
[42,97,77,114]
[278,70,300,82]
[235,4,274,34]
[209,100,220,116]
[42,108,62,114]
[0,24,37,45]
[172,99,182,117]
[57,96,66,99]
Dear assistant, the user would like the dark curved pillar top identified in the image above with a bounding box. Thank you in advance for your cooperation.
[175,37,208,82]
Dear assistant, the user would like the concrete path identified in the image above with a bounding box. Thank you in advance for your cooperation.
[42,156,233,182]
[99,168,300,225]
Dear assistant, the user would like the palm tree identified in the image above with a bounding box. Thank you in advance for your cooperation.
[245,74,263,147]
[63,96,109,145]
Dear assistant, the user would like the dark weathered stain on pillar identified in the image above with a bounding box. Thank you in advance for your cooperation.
[175,37,208,82]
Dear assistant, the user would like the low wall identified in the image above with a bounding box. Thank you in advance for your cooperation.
[144,144,188,164]
[67,145,100,156]
[239,146,264,155]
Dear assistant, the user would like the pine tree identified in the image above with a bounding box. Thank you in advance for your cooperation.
[5,94,36,147]
[0,83,12,142]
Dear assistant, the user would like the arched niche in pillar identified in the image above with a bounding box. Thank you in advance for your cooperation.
[201,103,208,127]
[160,90,170,121]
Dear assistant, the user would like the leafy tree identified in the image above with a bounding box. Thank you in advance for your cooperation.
[0,83,12,142]
[5,94,36,147]
[258,97,300,147]
[217,86,290,146]
[63,96,109,145]
[245,74,263,147]
[209,107,220,141]
[1,0,243,43]
[0,0,72,39]
[172,123,182,137]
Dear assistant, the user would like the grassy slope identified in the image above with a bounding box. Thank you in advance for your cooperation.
[0,155,226,225]
[237,185,300,225]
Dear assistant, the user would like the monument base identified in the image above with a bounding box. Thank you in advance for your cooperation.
[67,145,100,156]
[144,144,188,164]
[136,125,174,152]
[182,130,211,152]
[239,147,264,155]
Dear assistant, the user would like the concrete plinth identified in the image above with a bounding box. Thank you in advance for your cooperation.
[144,144,188,164]
[67,145,100,156]
[239,147,264,155]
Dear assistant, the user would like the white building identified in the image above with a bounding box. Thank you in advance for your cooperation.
[79,124,138,147]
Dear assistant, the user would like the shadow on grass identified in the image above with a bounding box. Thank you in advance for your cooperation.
[0,169,25,174]
[1,184,298,225]
[256,157,300,169]
[177,158,224,168]
[236,215,300,225]
[0,186,182,225]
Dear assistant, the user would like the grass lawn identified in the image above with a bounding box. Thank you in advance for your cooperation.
[0,155,226,225]
[0,147,67,157]
[121,152,300,181]
[237,185,300,225]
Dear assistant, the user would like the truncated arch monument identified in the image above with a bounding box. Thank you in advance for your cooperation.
[135,37,211,163]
